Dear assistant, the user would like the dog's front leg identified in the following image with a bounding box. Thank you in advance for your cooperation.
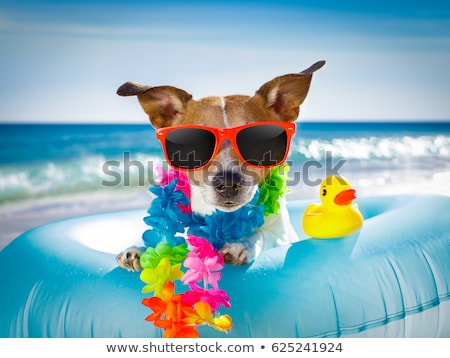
[219,231,262,265]
[116,246,145,272]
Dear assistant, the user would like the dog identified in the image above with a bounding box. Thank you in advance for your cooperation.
[116,60,325,270]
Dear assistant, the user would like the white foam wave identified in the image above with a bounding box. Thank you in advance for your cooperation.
[0,153,163,203]
[291,135,450,161]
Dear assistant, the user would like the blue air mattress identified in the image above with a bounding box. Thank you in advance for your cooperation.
[0,195,449,337]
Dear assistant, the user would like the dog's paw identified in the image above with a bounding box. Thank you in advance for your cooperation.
[219,242,254,265]
[116,246,145,272]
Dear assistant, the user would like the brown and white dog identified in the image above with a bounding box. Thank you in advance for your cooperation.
[116,61,325,270]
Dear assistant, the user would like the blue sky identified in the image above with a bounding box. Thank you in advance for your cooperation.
[1,0,449,123]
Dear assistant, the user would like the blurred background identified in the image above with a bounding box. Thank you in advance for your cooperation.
[1,0,449,248]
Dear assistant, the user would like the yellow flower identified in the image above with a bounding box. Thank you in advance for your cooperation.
[140,257,184,298]
[183,301,233,333]
[211,314,233,333]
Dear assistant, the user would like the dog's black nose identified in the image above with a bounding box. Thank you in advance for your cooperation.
[213,171,243,198]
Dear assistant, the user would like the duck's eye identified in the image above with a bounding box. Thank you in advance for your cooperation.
[322,188,327,196]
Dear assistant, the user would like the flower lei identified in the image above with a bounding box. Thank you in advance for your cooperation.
[139,165,289,337]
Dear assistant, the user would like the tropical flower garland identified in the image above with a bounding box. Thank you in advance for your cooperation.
[139,165,289,337]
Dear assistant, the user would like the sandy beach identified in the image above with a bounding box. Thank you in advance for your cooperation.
[0,188,152,250]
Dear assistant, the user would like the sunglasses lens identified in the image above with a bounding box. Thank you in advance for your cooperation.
[236,125,288,166]
[165,128,215,169]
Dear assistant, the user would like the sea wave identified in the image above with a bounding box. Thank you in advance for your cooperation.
[290,135,450,161]
[1,134,449,203]
[0,153,163,203]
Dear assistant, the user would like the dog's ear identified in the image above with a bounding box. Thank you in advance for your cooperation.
[253,60,325,122]
[117,82,192,128]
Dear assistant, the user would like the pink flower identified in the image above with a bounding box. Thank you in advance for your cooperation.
[186,235,224,263]
[181,255,223,288]
[182,284,231,313]
[181,235,224,288]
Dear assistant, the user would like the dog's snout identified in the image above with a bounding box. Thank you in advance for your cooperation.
[213,171,243,198]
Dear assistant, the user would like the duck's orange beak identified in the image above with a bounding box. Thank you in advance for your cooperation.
[334,189,356,205]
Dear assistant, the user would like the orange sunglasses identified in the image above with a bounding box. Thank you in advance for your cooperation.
[156,121,296,171]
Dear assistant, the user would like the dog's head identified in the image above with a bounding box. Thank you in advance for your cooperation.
[117,61,324,214]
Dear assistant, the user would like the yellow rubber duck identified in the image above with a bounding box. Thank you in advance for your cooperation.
[302,176,363,238]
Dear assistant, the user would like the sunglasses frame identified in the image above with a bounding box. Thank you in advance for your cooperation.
[156,121,296,171]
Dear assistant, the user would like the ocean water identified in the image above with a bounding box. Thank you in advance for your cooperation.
[1,121,449,205]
